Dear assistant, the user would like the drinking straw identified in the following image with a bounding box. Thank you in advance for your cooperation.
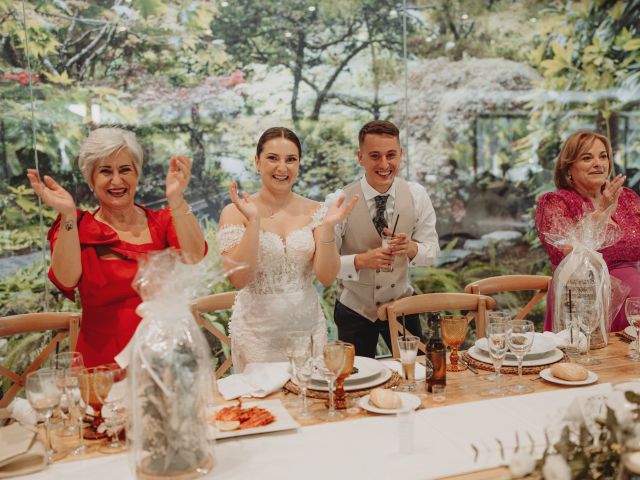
[569,289,573,344]
[402,312,407,338]
[391,214,400,237]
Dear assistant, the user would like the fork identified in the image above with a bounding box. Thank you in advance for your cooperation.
[460,358,479,374]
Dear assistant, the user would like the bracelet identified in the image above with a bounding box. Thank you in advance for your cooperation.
[170,199,193,217]
[320,237,335,244]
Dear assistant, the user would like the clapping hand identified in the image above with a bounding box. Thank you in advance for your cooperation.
[229,181,259,221]
[166,156,192,204]
[322,194,358,227]
[598,174,625,213]
[26,169,76,215]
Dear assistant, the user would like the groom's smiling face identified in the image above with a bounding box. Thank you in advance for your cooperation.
[358,133,402,193]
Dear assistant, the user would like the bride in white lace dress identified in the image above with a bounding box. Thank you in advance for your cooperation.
[216,127,357,372]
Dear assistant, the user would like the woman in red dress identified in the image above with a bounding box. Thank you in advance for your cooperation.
[27,128,207,367]
[535,130,640,332]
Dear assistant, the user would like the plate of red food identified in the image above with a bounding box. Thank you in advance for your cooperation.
[208,399,299,439]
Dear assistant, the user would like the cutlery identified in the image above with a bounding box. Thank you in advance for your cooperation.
[530,375,543,381]
[460,358,479,374]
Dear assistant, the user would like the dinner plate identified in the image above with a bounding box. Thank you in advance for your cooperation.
[308,367,392,392]
[475,333,556,360]
[358,392,421,414]
[311,356,383,384]
[467,345,564,367]
[539,368,598,386]
[208,399,299,440]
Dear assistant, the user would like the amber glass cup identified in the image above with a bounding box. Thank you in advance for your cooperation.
[333,342,355,410]
[78,366,110,440]
[441,315,469,372]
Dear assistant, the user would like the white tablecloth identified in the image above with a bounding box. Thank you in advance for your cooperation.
[28,384,613,480]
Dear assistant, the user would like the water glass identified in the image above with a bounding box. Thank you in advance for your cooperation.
[64,366,88,456]
[432,385,446,402]
[485,322,508,395]
[506,320,534,394]
[320,341,346,420]
[625,297,640,361]
[380,234,394,272]
[25,369,62,463]
[397,335,419,391]
[93,366,128,453]
[292,355,313,419]
[484,311,511,382]
[575,299,601,366]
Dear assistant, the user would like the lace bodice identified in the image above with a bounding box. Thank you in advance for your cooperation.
[216,204,328,294]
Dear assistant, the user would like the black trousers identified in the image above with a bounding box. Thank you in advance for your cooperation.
[334,300,422,358]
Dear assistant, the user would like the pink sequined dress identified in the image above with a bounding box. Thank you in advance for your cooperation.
[535,187,640,332]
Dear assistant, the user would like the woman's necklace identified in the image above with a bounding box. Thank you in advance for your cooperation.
[258,193,290,219]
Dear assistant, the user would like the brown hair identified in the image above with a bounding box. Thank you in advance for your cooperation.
[358,120,400,145]
[256,127,301,158]
[553,130,613,189]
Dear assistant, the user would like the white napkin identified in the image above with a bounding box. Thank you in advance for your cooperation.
[543,329,588,350]
[217,362,290,400]
[381,359,427,381]
[6,399,36,427]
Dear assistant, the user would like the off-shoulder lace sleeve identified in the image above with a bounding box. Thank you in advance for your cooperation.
[216,224,246,254]
[308,203,328,230]
[535,193,573,267]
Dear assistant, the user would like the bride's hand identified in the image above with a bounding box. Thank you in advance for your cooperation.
[322,194,358,227]
[230,181,259,221]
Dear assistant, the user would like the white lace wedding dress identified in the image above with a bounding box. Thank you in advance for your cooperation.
[216,205,328,372]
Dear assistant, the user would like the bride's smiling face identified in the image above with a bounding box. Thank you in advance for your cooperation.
[255,138,300,192]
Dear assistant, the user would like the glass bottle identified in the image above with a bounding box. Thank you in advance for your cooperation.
[426,312,446,392]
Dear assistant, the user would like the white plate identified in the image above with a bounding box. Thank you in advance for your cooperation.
[208,399,299,440]
[358,392,422,414]
[467,346,564,367]
[311,356,383,384]
[308,367,392,392]
[475,333,556,360]
[539,368,598,386]
[625,326,638,338]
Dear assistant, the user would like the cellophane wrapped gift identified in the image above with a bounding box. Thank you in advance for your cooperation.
[545,204,628,348]
[129,249,216,480]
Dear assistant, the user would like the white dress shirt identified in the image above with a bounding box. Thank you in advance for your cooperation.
[326,176,440,281]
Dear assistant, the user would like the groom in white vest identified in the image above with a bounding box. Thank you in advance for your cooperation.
[330,120,440,358]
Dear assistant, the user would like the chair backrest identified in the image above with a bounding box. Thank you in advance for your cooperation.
[0,312,80,408]
[377,293,496,359]
[191,291,236,379]
[464,274,551,322]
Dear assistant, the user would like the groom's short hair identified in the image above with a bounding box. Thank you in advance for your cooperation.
[358,120,400,146]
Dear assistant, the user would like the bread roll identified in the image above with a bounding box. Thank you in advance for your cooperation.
[550,362,588,381]
[370,388,402,409]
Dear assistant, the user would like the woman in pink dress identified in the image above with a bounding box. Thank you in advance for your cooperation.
[535,130,640,332]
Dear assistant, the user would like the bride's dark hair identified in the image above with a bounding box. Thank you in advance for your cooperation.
[256,127,301,158]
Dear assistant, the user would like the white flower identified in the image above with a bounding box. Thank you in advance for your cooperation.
[509,450,536,478]
[542,454,571,480]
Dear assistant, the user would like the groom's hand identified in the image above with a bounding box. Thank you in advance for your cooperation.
[354,247,393,271]
[381,228,418,260]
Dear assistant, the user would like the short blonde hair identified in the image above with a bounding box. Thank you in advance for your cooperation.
[78,128,143,188]
[553,130,613,189]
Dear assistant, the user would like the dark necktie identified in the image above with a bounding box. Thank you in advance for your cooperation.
[373,195,388,236]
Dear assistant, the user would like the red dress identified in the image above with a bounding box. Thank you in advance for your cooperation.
[48,205,206,367]
[535,187,640,332]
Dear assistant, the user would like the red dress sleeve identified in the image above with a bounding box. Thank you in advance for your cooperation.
[535,192,574,268]
[149,207,208,256]
[47,212,82,301]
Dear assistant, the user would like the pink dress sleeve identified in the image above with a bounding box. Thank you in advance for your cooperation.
[535,192,573,268]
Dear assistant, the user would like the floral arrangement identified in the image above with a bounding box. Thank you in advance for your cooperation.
[509,390,640,479]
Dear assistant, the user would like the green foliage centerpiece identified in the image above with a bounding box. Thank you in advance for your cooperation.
[129,250,216,480]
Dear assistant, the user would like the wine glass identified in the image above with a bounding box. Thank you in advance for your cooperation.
[52,352,84,437]
[334,342,355,409]
[25,369,62,463]
[441,315,469,372]
[78,366,109,440]
[576,299,601,366]
[93,366,128,453]
[320,341,346,420]
[291,354,313,419]
[485,322,509,395]
[53,352,84,370]
[484,311,511,382]
[625,297,640,361]
[506,320,535,394]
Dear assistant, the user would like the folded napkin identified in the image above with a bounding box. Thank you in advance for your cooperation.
[0,423,46,478]
[543,329,588,350]
[381,359,427,381]
[6,399,36,427]
[217,362,290,400]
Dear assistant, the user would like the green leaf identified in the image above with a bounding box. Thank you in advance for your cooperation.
[623,38,640,52]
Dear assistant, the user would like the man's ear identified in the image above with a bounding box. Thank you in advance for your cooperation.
[357,149,364,166]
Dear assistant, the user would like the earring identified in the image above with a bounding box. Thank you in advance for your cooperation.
[568,175,574,183]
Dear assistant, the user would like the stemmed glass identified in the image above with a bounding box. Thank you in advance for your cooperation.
[576,299,601,366]
[334,342,355,409]
[485,322,509,395]
[64,365,88,456]
[25,369,62,463]
[484,311,511,382]
[506,320,535,394]
[291,354,313,419]
[625,297,640,361]
[52,352,84,437]
[441,315,469,372]
[285,331,311,408]
[319,341,346,420]
[93,366,128,453]
[78,366,108,440]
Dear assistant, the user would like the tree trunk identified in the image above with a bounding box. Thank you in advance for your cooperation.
[290,32,305,126]
[0,120,8,180]
[190,104,206,180]
[595,111,619,162]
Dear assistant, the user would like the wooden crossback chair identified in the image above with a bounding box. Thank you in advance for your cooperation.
[377,293,496,359]
[464,275,552,322]
[0,312,80,409]
[191,291,236,379]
